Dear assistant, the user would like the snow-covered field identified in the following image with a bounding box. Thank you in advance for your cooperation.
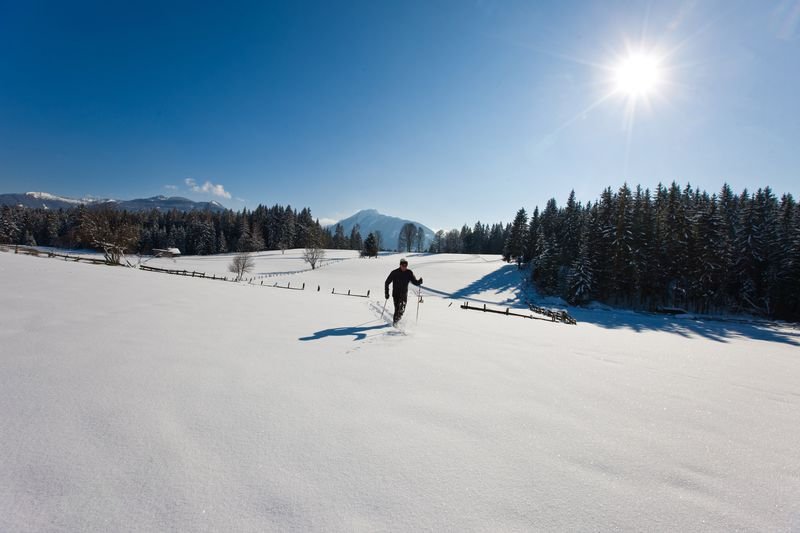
[1,249,799,531]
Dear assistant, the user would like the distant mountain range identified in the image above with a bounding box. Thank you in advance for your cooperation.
[331,209,435,250]
[0,192,227,213]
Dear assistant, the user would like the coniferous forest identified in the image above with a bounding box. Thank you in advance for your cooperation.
[502,182,800,321]
[2,182,798,320]
[0,203,328,256]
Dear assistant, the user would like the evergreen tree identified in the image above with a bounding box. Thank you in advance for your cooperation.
[734,190,763,313]
[692,196,725,313]
[487,223,506,255]
[561,190,581,266]
[525,208,540,263]
[362,232,379,258]
[503,208,528,264]
[332,224,346,249]
[349,224,363,251]
[567,225,594,305]
[611,183,635,304]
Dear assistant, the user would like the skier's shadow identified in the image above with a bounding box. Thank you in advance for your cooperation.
[299,323,390,342]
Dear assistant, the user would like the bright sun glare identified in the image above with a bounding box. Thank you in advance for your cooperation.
[613,53,662,97]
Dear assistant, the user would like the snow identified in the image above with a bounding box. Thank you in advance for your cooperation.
[1,249,799,531]
[25,192,86,205]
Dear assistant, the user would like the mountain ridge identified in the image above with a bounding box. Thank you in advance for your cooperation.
[0,192,226,213]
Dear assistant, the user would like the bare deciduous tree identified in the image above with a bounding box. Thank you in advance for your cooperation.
[303,244,325,270]
[78,208,139,265]
[228,252,255,281]
[415,227,425,252]
[398,223,417,253]
[302,227,325,269]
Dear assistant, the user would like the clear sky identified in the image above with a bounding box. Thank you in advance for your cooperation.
[1,0,798,230]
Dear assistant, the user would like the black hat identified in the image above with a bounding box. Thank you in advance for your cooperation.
[400,258,408,265]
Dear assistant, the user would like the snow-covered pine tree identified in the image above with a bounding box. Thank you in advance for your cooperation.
[561,190,582,267]
[533,231,559,293]
[525,207,540,263]
[733,189,764,313]
[773,194,797,317]
[590,188,615,301]
[567,225,594,305]
[0,206,21,244]
[692,195,725,313]
[611,183,635,305]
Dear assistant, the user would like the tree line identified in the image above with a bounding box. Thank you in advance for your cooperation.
[0,203,331,256]
[500,183,800,320]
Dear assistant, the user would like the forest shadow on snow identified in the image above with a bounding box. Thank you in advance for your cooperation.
[569,307,800,346]
[422,263,526,306]
[426,263,799,347]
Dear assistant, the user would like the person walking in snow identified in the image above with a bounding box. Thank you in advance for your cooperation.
[384,258,423,326]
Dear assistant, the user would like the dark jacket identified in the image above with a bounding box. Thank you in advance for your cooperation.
[385,267,422,298]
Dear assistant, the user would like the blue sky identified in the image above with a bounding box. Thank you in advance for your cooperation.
[1,0,798,230]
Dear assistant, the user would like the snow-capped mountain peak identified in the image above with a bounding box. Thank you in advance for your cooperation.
[331,209,435,250]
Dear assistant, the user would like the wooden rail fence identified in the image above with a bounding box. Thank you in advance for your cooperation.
[332,288,371,298]
[461,301,576,325]
[139,264,230,281]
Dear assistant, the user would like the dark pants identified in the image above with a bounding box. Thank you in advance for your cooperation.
[392,295,407,324]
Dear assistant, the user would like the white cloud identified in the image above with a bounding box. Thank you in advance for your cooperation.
[164,185,178,191]
[318,217,338,227]
[184,178,232,199]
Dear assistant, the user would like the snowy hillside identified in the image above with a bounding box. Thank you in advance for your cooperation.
[1,250,799,531]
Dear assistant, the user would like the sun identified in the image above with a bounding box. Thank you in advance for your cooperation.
[613,52,662,97]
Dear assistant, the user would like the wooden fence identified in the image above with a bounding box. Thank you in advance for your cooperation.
[139,264,230,281]
[331,288,371,298]
[9,245,109,265]
[461,301,577,325]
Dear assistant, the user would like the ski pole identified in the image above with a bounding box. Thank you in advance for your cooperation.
[381,298,388,320]
[415,285,422,323]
